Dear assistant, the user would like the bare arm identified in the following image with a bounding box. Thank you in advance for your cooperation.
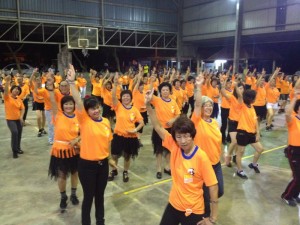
[66,64,84,111]
[193,73,205,117]
[220,77,230,100]
[112,73,119,107]
[4,75,11,96]
[145,89,166,140]
[269,67,281,83]
[286,89,300,123]
[184,66,190,81]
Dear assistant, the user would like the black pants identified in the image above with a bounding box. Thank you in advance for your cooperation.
[6,120,23,153]
[160,203,204,225]
[188,96,195,117]
[78,158,109,225]
[211,102,219,119]
[23,98,29,121]
[220,107,229,143]
[282,146,300,200]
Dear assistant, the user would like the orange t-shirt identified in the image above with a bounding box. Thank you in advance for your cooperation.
[186,81,194,98]
[276,77,281,89]
[162,133,217,215]
[113,102,143,137]
[4,94,24,120]
[38,88,52,110]
[101,87,112,106]
[206,86,219,103]
[245,76,252,85]
[221,89,232,109]
[18,84,30,100]
[287,115,300,146]
[54,75,62,84]
[151,96,180,128]
[132,89,146,112]
[31,84,44,103]
[172,87,185,110]
[51,112,79,158]
[191,114,222,165]
[237,104,257,133]
[251,77,257,90]
[91,79,102,96]
[77,77,87,88]
[280,80,290,94]
[253,86,266,106]
[77,110,112,161]
[265,83,280,103]
[228,95,242,121]
[152,79,159,91]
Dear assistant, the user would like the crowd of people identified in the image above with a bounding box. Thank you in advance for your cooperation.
[1,63,300,225]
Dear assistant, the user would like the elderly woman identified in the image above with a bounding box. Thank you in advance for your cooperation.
[146,87,218,225]
[191,74,224,217]
[3,75,24,158]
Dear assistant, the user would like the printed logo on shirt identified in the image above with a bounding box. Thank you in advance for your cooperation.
[184,168,195,183]
[104,126,110,137]
[129,112,136,122]
[171,105,175,114]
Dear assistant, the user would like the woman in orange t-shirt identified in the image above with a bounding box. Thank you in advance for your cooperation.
[3,75,25,158]
[48,87,80,211]
[191,74,223,217]
[180,79,189,115]
[281,88,300,206]
[67,64,116,225]
[265,68,281,131]
[108,73,144,182]
[101,75,115,125]
[90,71,103,104]
[279,74,290,113]
[235,89,264,179]
[145,89,218,225]
[76,73,87,99]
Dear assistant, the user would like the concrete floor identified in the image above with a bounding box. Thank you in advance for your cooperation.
[0,101,299,225]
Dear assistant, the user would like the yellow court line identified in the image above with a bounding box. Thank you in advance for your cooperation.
[123,145,286,195]
[242,145,286,159]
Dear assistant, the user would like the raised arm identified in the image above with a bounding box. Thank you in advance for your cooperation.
[169,68,176,84]
[220,77,230,100]
[235,82,243,104]
[184,66,190,81]
[268,67,281,83]
[145,89,166,140]
[133,71,142,91]
[112,72,119,107]
[66,64,84,111]
[4,75,11,96]
[48,85,58,118]
[193,73,205,117]
[256,69,266,88]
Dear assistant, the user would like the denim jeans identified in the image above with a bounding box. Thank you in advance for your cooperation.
[6,120,23,153]
[203,161,224,217]
[45,110,54,143]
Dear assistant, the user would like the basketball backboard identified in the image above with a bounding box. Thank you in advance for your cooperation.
[67,26,98,49]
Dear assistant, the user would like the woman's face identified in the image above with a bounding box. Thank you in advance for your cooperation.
[226,81,232,89]
[121,93,131,105]
[175,132,194,152]
[201,102,213,118]
[238,86,244,94]
[180,82,186,89]
[160,86,170,99]
[63,101,75,114]
[11,87,20,96]
[270,78,276,87]
[106,83,112,90]
[138,84,144,92]
[87,105,101,120]
[174,81,180,89]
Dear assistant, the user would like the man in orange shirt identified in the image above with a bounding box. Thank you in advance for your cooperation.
[16,74,30,125]
[145,89,218,225]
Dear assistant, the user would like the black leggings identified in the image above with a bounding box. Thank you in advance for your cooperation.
[23,98,29,121]
[6,120,23,153]
[220,107,229,142]
[160,203,205,225]
[78,158,108,225]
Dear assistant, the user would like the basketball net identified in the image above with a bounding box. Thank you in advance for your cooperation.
[82,47,89,57]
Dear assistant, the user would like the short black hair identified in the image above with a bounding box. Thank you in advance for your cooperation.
[60,96,75,112]
[180,79,186,85]
[172,79,180,86]
[243,89,257,105]
[294,99,300,114]
[10,85,22,95]
[120,90,132,101]
[171,115,196,141]
[158,82,172,94]
[187,75,194,81]
[84,96,100,111]
[233,82,244,99]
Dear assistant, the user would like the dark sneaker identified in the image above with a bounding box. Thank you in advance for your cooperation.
[293,197,300,204]
[156,172,162,179]
[13,153,18,158]
[281,197,297,207]
[17,150,24,154]
[248,163,260,173]
[107,169,118,181]
[164,168,171,176]
[123,171,129,182]
[60,196,68,209]
[236,170,248,179]
[41,129,47,135]
[266,126,272,131]
[37,131,42,137]
[70,195,79,205]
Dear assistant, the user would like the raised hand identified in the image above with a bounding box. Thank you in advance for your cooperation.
[67,64,76,81]
[5,75,11,82]
[145,88,154,105]
[195,73,204,87]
